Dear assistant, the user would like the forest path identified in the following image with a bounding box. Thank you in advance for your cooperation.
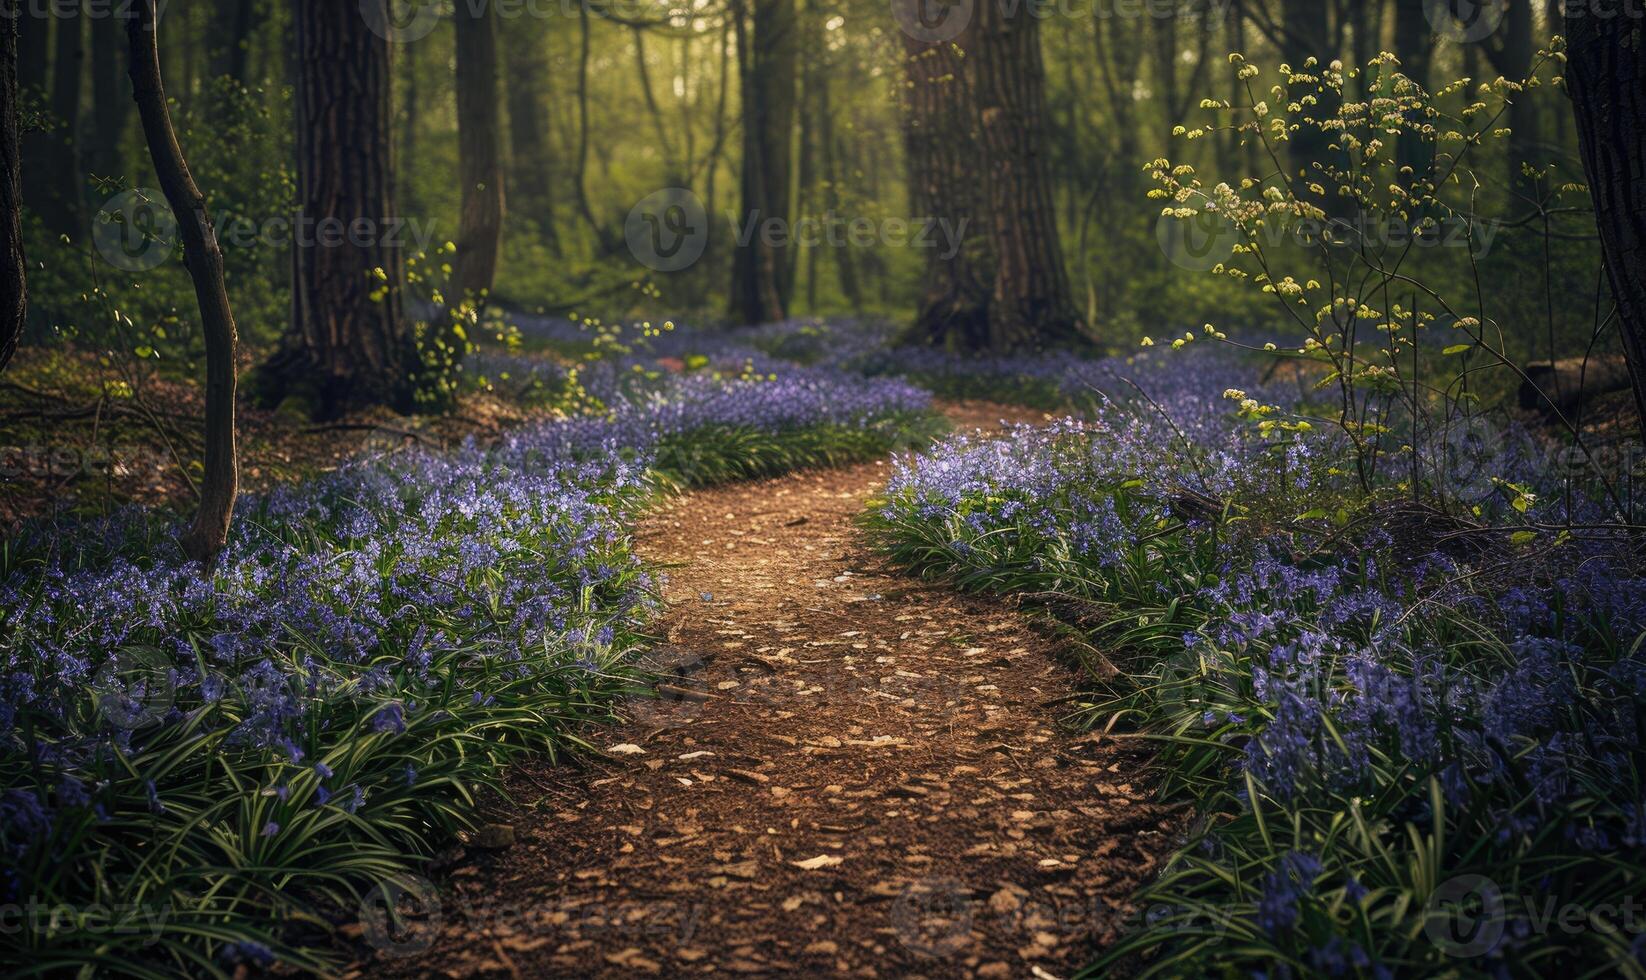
[376,403,1175,979]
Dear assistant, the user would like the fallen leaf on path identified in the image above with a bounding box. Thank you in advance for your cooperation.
[608,744,646,755]
[791,854,844,870]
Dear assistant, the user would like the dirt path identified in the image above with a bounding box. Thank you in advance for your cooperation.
[368,404,1174,979]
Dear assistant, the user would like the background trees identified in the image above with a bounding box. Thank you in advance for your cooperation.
[0,0,1630,415]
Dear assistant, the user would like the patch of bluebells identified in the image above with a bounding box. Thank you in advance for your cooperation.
[870,344,1646,974]
[0,350,931,971]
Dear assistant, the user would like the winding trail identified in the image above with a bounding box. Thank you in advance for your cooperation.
[373,404,1175,979]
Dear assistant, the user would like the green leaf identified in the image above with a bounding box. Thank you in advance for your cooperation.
[1442,344,1473,356]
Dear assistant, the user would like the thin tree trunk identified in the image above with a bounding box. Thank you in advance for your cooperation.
[1,0,24,375]
[1565,6,1646,441]
[729,0,796,325]
[41,1,83,236]
[503,20,558,253]
[1483,0,1541,195]
[1280,0,1343,215]
[263,0,410,420]
[973,0,1086,350]
[88,13,124,179]
[399,31,419,216]
[453,0,506,301]
[573,2,604,248]
[817,59,859,309]
[1394,0,1435,184]
[208,0,255,85]
[124,0,239,566]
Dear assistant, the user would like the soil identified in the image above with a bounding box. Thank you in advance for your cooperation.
[357,403,1177,979]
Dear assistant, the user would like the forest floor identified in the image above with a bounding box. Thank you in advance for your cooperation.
[361,403,1179,979]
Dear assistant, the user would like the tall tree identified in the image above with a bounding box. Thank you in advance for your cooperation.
[88,14,124,180]
[1,0,24,375]
[729,0,797,325]
[1393,0,1436,184]
[1278,0,1342,213]
[124,0,239,565]
[899,27,992,347]
[40,1,83,235]
[503,19,559,253]
[262,0,410,419]
[972,0,1085,349]
[1479,0,1542,194]
[208,0,256,86]
[1565,5,1646,441]
[453,0,506,301]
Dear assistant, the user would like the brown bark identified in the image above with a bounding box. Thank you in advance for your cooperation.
[1565,4,1646,440]
[729,0,796,325]
[454,0,506,301]
[124,0,239,566]
[972,0,1086,350]
[264,0,411,420]
[1,0,24,375]
[899,29,991,348]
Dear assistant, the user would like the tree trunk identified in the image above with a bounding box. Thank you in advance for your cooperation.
[41,2,83,236]
[88,13,124,179]
[124,0,239,567]
[972,0,1086,350]
[1393,0,1435,184]
[729,0,796,325]
[1565,6,1646,440]
[263,0,411,420]
[817,58,860,310]
[503,20,559,253]
[1,0,24,375]
[208,0,255,86]
[1280,0,1342,215]
[899,20,991,347]
[1481,0,1541,194]
[454,0,506,301]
